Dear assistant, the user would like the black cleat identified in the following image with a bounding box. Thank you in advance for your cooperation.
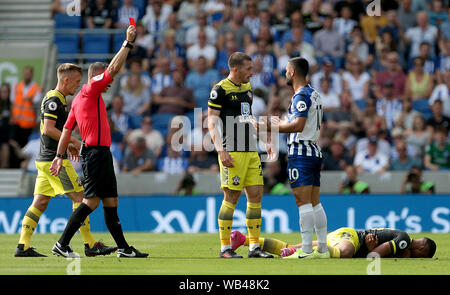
[14,244,47,257]
[117,246,148,258]
[52,242,80,258]
[85,241,117,257]
[219,248,243,258]
[248,247,274,258]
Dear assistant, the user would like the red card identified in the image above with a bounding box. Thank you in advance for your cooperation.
[129,17,136,29]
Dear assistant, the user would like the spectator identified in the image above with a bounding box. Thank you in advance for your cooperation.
[277,40,300,76]
[322,139,352,171]
[185,11,217,46]
[354,136,389,174]
[153,70,195,116]
[85,0,114,28]
[326,91,360,130]
[429,70,450,118]
[374,33,396,71]
[269,0,290,39]
[410,42,437,75]
[397,0,417,31]
[394,97,420,130]
[215,35,239,78]
[119,57,151,89]
[251,88,267,119]
[142,0,172,42]
[378,9,402,44]
[301,0,333,33]
[320,78,340,113]
[291,26,317,72]
[333,0,365,23]
[333,5,357,40]
[128,116,165,158]
[355,125,391,157]
[109,94,134,137]
[243,0,260,40]
[115,0,139,28]
[339,165,370,194]
[9,133,40,172]
[390,126,417,160]
[313,15,345,67]
[334,121,357,155]
[185,56,220,111]
[346,25,373,68]
[249,57,276,96]
[374,52,406,99]
[122,136,156,175]
[0,84,11,168]
[251,38,278,77]
[154,29,185,68]
[157,12,186,46]
[360,9,388,44]
[158,145,188,175]
[10,66,41,148]
[426,99,450,135]
[401,166,435,194]
[217,8,252,51]
[151,57,173,95]
[187,149,218,174]
[186,29,217,69]
[376,80,403,130]
[404,11,438,58]
[342,57,370,101]
[404,114,432,158]
[177,0,201,29]
[134,23,155,60]
[424,125,450,171]
[436,38,450,85]
[428,0,448,27]
[439,9,450,41]
[258,9,281,44]
[390,140,422,171]
[311,56,343,95]
[176,174,201,195]
[119,72,151,125]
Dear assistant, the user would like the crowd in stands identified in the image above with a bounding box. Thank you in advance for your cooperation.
[1,0,450,195]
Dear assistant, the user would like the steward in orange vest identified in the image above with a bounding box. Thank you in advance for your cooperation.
[11,80,41,129]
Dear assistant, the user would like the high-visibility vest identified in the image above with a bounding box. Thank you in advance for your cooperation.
[11,81,41,129]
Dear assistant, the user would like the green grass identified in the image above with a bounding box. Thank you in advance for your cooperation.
[0,233,449,275]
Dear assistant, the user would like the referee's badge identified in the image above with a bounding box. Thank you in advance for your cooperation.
[296,101,307,112]
[93,73,104,81]
[210,90,218,100]
[48,102,58,111]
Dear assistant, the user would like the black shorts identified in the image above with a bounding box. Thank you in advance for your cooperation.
[81,146,118,199]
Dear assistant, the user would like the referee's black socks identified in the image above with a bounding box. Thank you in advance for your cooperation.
[59,203,93,246]
[104,206,129,250]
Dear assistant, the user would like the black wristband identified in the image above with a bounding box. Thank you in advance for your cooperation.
[56,153,64,159]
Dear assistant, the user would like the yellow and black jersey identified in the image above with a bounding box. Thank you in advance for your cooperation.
[208,78,257,152]
[36,89,68,162]
[355,228,412,257]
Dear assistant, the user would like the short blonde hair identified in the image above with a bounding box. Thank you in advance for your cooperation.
[57,63,82,79]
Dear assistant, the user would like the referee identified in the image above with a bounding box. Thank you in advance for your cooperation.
[50,25,148,258]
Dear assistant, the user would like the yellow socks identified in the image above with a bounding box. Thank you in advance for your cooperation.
[218,200,236,251]
[18,206,42,250]
[246,202,262,251]
[244,237,290,256]
[73,202,96,248]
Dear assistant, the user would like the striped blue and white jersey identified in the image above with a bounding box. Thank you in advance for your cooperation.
[287,84,323,157]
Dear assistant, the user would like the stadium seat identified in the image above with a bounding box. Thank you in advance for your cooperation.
[54,34,79,63]
[82,33,111,62]
[152,113,175,138]
[412,98,433,120]
[54,13,81,29]
[113,32,126,52]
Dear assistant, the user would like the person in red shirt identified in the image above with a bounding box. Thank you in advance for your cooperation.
[50,25,148,258]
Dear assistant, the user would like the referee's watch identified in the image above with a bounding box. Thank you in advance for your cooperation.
[122,40,134,49]
[56,153,64,159]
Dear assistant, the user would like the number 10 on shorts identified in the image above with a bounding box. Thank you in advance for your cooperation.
[288,168,299,182]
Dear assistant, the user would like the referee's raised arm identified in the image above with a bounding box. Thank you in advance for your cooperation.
[107,25,136,79]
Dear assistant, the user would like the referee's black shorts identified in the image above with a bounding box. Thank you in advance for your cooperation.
[80,145,118,199]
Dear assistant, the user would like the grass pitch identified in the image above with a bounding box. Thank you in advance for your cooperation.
[0,233,449,275]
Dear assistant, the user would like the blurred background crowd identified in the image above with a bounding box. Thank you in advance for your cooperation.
[0,0,449,195]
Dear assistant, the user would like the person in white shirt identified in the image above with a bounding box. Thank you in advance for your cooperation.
[354,137,389,174]
[376,80,403,130]
[404,11,438,58]
[320,78,340,113]
[311,56,343,95]
[429,69,450,117]
[186,30,217,69]
[185,11,217,46]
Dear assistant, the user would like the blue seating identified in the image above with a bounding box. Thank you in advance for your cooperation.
[412,98,433,120]
[82,33,111,62]
[54,13,81,29]
[113,33,126,52]
[54,34,79,62]
[151,113,175,138]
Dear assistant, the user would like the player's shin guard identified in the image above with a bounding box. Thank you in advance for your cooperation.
[104,206,129,250]
[73,202,96,248]
[218,200,236,251]
[313,203,328,253]
[299,203,314,254]
[246,202,262,251]
[18,206,42,250]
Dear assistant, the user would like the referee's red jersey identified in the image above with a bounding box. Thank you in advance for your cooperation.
[65,70,113,147]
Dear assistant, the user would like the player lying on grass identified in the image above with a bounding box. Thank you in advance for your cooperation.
[230,227,436,258]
